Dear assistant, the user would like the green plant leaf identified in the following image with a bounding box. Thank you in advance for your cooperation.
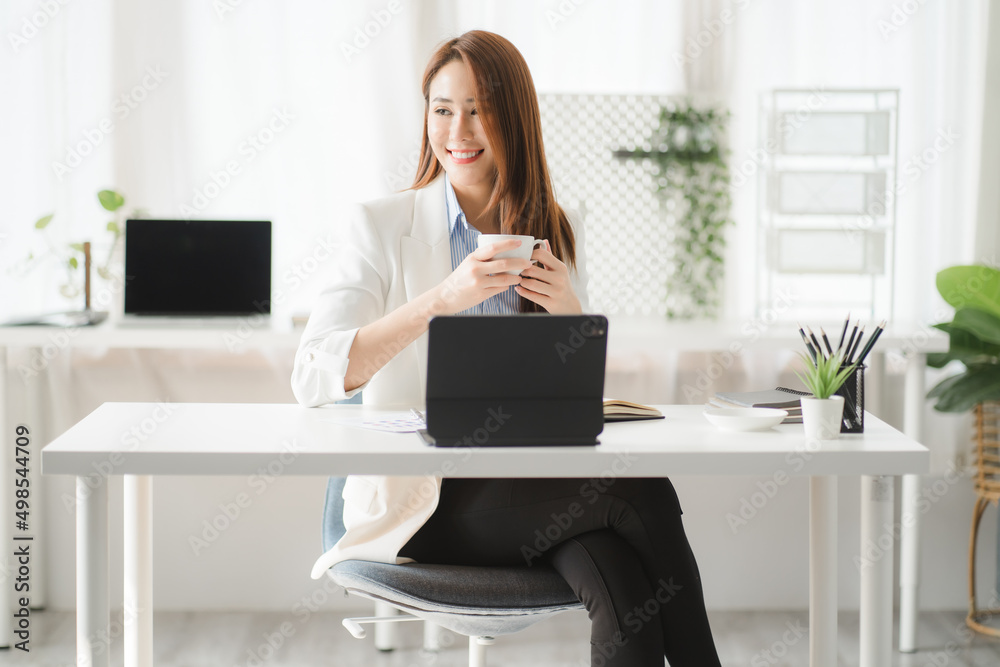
[98,189,125,212]
[34,214,54,229]
[68,257,78,269]
[927,313,1000,369]
[936,265,1000,319]
[948,307,1000,345]
[794,351,856,398]
[927,371,967,399]
[928,365,1000,412]
[69,242,85,252]
[107,221,120,234]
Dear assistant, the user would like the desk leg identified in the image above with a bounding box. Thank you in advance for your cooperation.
[125,475,153,667]
[860,475,894,667]
[809,475,837,667]
[78,475,109,667]
[899,351,926,652]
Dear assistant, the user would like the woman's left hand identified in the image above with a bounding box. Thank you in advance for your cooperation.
[514,240,582,314]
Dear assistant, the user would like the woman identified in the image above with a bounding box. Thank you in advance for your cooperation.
[292,30,721,666]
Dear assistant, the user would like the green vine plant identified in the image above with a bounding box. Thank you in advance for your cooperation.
[618,100,733,319]
[11,189,142,302]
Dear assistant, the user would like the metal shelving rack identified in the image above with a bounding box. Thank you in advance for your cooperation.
[756,89,899,321]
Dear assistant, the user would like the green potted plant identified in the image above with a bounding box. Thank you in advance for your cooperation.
[614,99,733,319]
[927,265,1000,411]
[12,189,137,309]
[795,351,857,441]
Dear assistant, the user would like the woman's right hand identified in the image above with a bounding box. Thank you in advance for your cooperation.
[429,238,531,315]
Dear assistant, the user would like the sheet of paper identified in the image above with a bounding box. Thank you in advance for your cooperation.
[320,411,425,433]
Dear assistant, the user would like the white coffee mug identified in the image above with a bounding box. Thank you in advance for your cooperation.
[477,234,545,275]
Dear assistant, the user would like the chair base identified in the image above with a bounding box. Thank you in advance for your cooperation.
[342,610,495,667]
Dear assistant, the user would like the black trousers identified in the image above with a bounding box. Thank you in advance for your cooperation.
[399,477,722,667]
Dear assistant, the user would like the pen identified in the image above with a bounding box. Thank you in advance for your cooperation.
[806,326,825,361]
[843,321,859,361]
[847,325,865,364]
[820,327,834,356]
[410,408,425,422]
[836,313,850,353]
[854,320,886,366]
[798,323,817,363]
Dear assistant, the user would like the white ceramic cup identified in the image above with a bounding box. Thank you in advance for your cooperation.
[477,234,545,275]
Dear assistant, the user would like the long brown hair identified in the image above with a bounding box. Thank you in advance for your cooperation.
[411,31,576,312]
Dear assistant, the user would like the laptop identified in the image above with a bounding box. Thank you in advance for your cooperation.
[420,314,608,447]
[120,219,271,326]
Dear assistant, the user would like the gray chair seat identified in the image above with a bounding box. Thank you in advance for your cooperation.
[322,477,584,639]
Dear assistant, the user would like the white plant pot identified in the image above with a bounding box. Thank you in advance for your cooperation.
[800,395,845,442]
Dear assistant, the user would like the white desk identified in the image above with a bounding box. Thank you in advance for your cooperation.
[42,402,928,667]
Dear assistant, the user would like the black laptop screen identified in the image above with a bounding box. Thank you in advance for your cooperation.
[124,219,271,316]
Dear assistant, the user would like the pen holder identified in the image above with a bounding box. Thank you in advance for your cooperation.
[835,364,865,433]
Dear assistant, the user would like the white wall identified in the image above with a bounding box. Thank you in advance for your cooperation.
[17,346,991,613]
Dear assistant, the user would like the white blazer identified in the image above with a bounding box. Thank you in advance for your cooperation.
[292,174,590,579]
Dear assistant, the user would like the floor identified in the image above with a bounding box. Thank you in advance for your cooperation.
[7,608,1000,666]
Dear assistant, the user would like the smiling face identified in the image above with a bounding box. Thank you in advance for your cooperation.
[426,59,497,194]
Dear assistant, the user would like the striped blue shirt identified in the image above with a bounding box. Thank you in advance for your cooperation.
[445,174,520,315]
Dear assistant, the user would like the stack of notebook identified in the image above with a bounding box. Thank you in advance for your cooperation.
[708,387,811,424]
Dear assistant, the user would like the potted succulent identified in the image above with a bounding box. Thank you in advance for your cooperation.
[927,265,1000,411]
[795,351,857,441]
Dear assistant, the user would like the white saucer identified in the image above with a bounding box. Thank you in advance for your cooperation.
[703,407,788,432]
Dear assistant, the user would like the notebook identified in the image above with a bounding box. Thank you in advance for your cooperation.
[710,387,809,424]
[603,398,664,422]
[420,314,608,447]
[712,387,810,409]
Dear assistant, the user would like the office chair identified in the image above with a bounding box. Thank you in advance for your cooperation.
[320,476,585,667]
